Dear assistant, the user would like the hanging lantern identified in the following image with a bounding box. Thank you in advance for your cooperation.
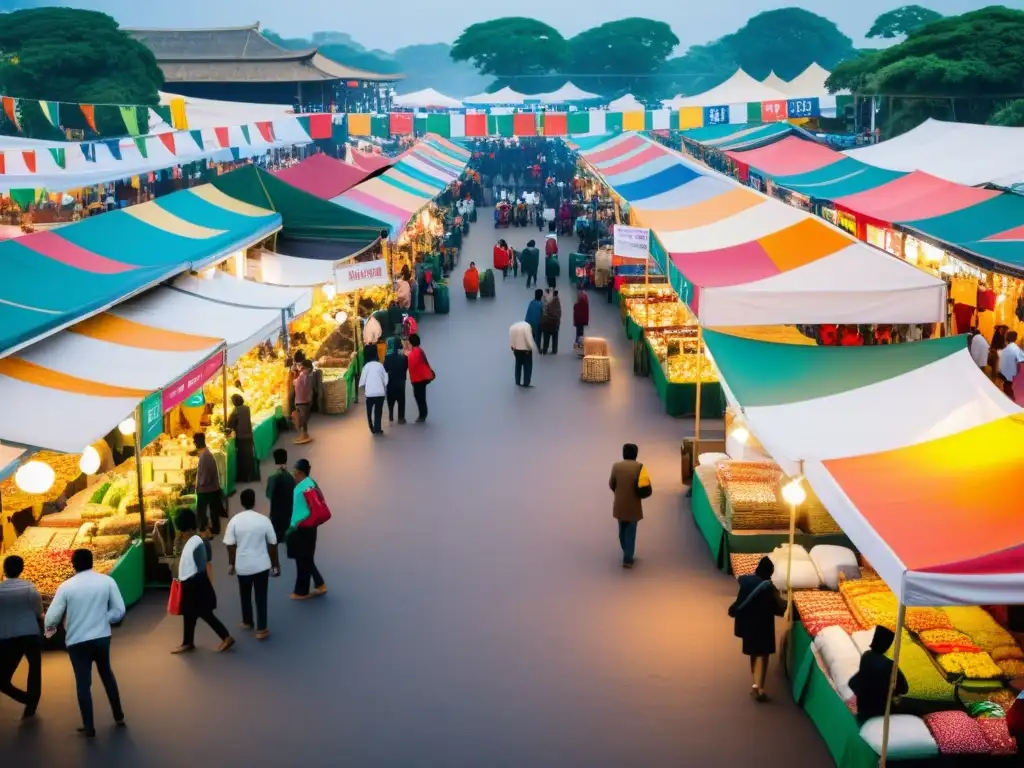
[15,461,55,495]
[79,446,101,475]
[118,417,136,436]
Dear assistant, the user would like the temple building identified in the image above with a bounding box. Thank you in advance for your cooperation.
[127,23,402,110]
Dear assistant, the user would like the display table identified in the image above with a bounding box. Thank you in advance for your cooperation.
[690,473,854,572]
[625,314,644,342]
[252,406,283,462]
[109,540,144,608]
[646,339,725,418]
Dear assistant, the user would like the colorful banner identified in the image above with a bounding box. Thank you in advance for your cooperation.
[787,98,820,119]
[161,349,226,412]
[140,391,163,449]
[335,259,390,293]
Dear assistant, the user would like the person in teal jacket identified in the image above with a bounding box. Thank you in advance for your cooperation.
[286,459,326,600]
[525,289,544,347]
[519,240,540,288]
[545,253,560,289]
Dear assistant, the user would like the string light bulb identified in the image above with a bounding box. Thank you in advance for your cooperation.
[118,417,136,436]
[79,446,101,475]
[731,426,749,445]
[781,477,807,507]
[15,461,55,495]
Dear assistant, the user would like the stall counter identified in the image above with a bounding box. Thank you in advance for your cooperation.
[109,540,145,608]
[646,338,726,419]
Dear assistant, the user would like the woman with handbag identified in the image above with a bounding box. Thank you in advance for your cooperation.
[407,334,435,424]
[727,557,785,702]
[171,509,235,654]
[287,459,328,601]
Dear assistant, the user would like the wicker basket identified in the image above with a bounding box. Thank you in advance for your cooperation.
[581,355,611,383]
[583,337,609,357]
[321,372,349,414]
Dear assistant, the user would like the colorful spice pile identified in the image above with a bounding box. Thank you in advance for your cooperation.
[794,590,861,637]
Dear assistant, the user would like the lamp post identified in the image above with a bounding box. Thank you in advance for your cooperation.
[780,477,807,627]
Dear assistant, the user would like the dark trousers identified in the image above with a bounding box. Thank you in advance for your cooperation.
[575,324,585,343]
[525,270,537,287]
[412,381,429,420]
[0,635,41,711]
[196,490,224,535]
[514,350,533,386]
[291,528,325,596]
[387,389,406,421]
[183,610,230,646]
[618,521,638,565]
[365,395,385,433]
[238,570,270,631]
[540,329,559,355]
[546,275,556,289]
[67,637,122,730]
[501,266,509,280]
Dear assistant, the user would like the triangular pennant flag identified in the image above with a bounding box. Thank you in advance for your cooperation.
[169,97,188,130]
[2,97,20,131]
[38,100,60,128]
[22,151,36,173]
[255,121,274,142]
[80,104,97,133]
[214,127,230,148]
[102,139,122,161]
[0,154,5,174]
[297,116,311,138]
[157,133,176,155]
[189,130,204,150]
[240,125,251,145]
[80,143,96,162]
[47,147,65,169]
[9,188,36,209]
[230,147,241,162]
[133,136,148,159]
[119,105,140,136]
[153,105,172,127]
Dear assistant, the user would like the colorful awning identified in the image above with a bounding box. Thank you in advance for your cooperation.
[272,153,376,199]
[703,330,1024,605]
[0,185,281,358]
[580,133,945,326]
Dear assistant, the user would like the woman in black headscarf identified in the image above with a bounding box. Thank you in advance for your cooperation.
[849,625,908,723]
[728,557,785,702]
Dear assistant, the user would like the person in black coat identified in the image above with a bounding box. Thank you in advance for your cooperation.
[728,557,785,702]
[383,338,409,424]
[849,625,909,723]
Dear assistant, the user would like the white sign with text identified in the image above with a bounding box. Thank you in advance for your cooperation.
[335,259,390,293]
[613,225,651,260]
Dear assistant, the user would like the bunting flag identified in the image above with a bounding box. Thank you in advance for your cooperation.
[190,130,204,150]
[157,133,176,155]
[80,143,96,163]
[38,100,59,128]
[119,105,140,136]
[297,116,311,139]
[152,105,173,129]
[80,104,97,133]
[169,97,188,130]
[240,125,251,145]
[47,148,65,169]
[308,113,332,139]
[133,136,148,159]
[2,97,19,131]
[9,189,38,209]
[21,151,35,173]
[254,121,274,142]
[0,154,5,175]
[214,127,230,148]
[102,139,122,161]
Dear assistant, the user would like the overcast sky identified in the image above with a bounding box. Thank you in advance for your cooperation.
[61,0,1022,50]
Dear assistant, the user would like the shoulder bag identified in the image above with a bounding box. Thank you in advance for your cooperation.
[298,482,333,528]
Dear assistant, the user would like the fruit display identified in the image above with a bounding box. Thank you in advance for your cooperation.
[618,282,675,300]
[936,652,1004,680]
[18,548,77,598]
[206,347,287,423]
[646,330,719,384]
[626,298,693,331]
[0,450,86,512]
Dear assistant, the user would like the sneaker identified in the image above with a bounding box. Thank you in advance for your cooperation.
[216,637,236,653]
[622,562,634,569]
[78,727,96,738]
[240,623,254,630]
[312,584,328,597]
[255,629,270,641]
[171,644,196,654]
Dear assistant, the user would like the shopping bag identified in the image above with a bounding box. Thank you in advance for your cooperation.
[167,579,183,616]
[636,465,653,500]
[299,484,332,528]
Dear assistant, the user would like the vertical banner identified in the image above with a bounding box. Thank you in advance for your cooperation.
[760,100,788,122]
[162,350,226,412]
[786,98,820,119]
[703,106,729,126]
[139,391,164,450]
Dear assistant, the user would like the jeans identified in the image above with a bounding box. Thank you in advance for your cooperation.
[183,611,230,646]
[67,637,122,730]
[540,329,559,355]
[546,275,556,289]
[365,395,385,433]
[387,389,406,421]
[412,381,429,420]
[526,270,536,287]
[501,266,509,279]
[196,490,224,535]
[575,324,585,344]
[513,350,533,386]
[0,635,41,712]
[291,528,325,596]
[238,570,270,631]
[618,521,638,565]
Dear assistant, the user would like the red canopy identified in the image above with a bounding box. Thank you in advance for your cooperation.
[834,171,1000,226]
[272,154,373,200]
[725,136,843,177]
[351,149,395,173]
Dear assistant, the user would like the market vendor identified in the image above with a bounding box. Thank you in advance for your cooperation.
[227,394,259,484]
[848,625,908,723]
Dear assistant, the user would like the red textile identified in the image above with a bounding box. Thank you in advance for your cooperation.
[834,171,1000,224]
[465,113,488,137]
[820,324,838,346]
[493,245,511,270]
[543,113,568,136]
[545,239,558,257]
[307,113,332,139]
[513,113,537,136]
[273,154,372,199]
[978,288,997,312]
[726,136,842,177]
[408,347,433,384]
[953,302,976,335]
[573,295,589,326]
[390,112,414,135]
[463,267,479,293]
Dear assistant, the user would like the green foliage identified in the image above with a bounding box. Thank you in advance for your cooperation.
[657,41,737,98]
[390,44,487,97]
[264,28,401,75]
[989,100,1024,127]
[450,18,568,93]
[867,5,944,39]
[565,19,678,98]
[0,8,162,138]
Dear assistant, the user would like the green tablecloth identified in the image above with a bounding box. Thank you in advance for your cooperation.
[252,406,283,461]
[343,347,365,410]
[109,540,144,608]
[646,340,726,418]
[224,438,237,496]
[625,314,643,342]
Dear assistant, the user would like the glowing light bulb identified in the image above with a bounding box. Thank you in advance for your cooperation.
[118,417,136,436]
[15,461,55,495]
[79,446,101,475]
[731,426,749,445]
[781,478,807,507]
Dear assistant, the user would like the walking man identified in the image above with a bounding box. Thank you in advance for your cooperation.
[520,240,540,288]
[45,549,126,737]
[193,432,224,535]
[266,448,296,543]
[224,488,280,641]
[0,555,42,719]
[540,289,562,355]
[525,289,544,348]
[608,444,649,569]
[509,321,537,387]
[383,338,409,424]
[358,344,388,435]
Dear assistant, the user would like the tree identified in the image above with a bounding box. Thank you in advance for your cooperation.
[451,18,567,93]
[657,41,737,97]
[867,5,944,39]
[565,18,678,97]
[264,29,401,75]
[989,100,1024,127]
[718,9,856,81]
[0,8,162,138]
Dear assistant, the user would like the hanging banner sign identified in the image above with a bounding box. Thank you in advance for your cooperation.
[185,390,206,408]
[335,259,390,293]
[139,392,164,450]
[162,349,226,413]
[613,225,651,260]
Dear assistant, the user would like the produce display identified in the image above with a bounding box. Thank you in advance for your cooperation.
[618,282,674,300]
[207,349,286,423]
[646,330,719,385]
[625,298,692,330]
[0,451,85,512]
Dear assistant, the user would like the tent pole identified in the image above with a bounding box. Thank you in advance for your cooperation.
[784,499,797,624]
[879,603,906,768]
[644,255,650,329]
[132,404,147,589]
[222,364,229,427]
[693,325,704,443]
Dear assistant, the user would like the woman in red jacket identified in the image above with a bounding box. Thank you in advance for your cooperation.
[406,333,435,423]
[573,290,589,345]
[493,239,511,280]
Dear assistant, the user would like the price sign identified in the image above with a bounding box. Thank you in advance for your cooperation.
[613,225,651,260]
[786,98,819,118]
[760,100,788,122]
[703,105,729,126]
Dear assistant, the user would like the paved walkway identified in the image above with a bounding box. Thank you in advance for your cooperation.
[0,213,831,766]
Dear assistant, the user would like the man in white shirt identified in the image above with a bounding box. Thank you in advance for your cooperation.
[969,328,990,370]
[44,549,126,737]
[510,320,537,388]
[224,488,280,640]
[999,330,1024,400]
[359,346,389,435]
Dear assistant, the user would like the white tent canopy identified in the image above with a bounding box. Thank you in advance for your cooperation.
[761,71,790,92]
[845,118,1024,188]
[152,92,295,132]
[536,82,601,104]
[607,94,645,112]
[664,70,787,108]
[462,87,529,106]
[781,63,841,97]
[252,249,336,287]
[173,271,313,317]
[392,88,463,109]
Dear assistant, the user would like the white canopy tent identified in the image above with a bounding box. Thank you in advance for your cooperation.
[607,94,646,112]
[664,70,787,108]
[151,92,295,132]
[761,71,790,93]
[780,63,840,97]
[173,271,313,318]
[845,118,1024,188]
[392,88,463,109]
[536,82,601,104]
[251,249,337,287]
[462,87,529,106]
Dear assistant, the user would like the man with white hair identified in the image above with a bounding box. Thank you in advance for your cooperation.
[509,321,537,388]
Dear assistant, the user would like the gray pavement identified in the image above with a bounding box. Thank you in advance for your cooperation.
[0,213,831,766]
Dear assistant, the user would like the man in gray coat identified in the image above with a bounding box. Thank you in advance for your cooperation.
[609,443,645,568]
